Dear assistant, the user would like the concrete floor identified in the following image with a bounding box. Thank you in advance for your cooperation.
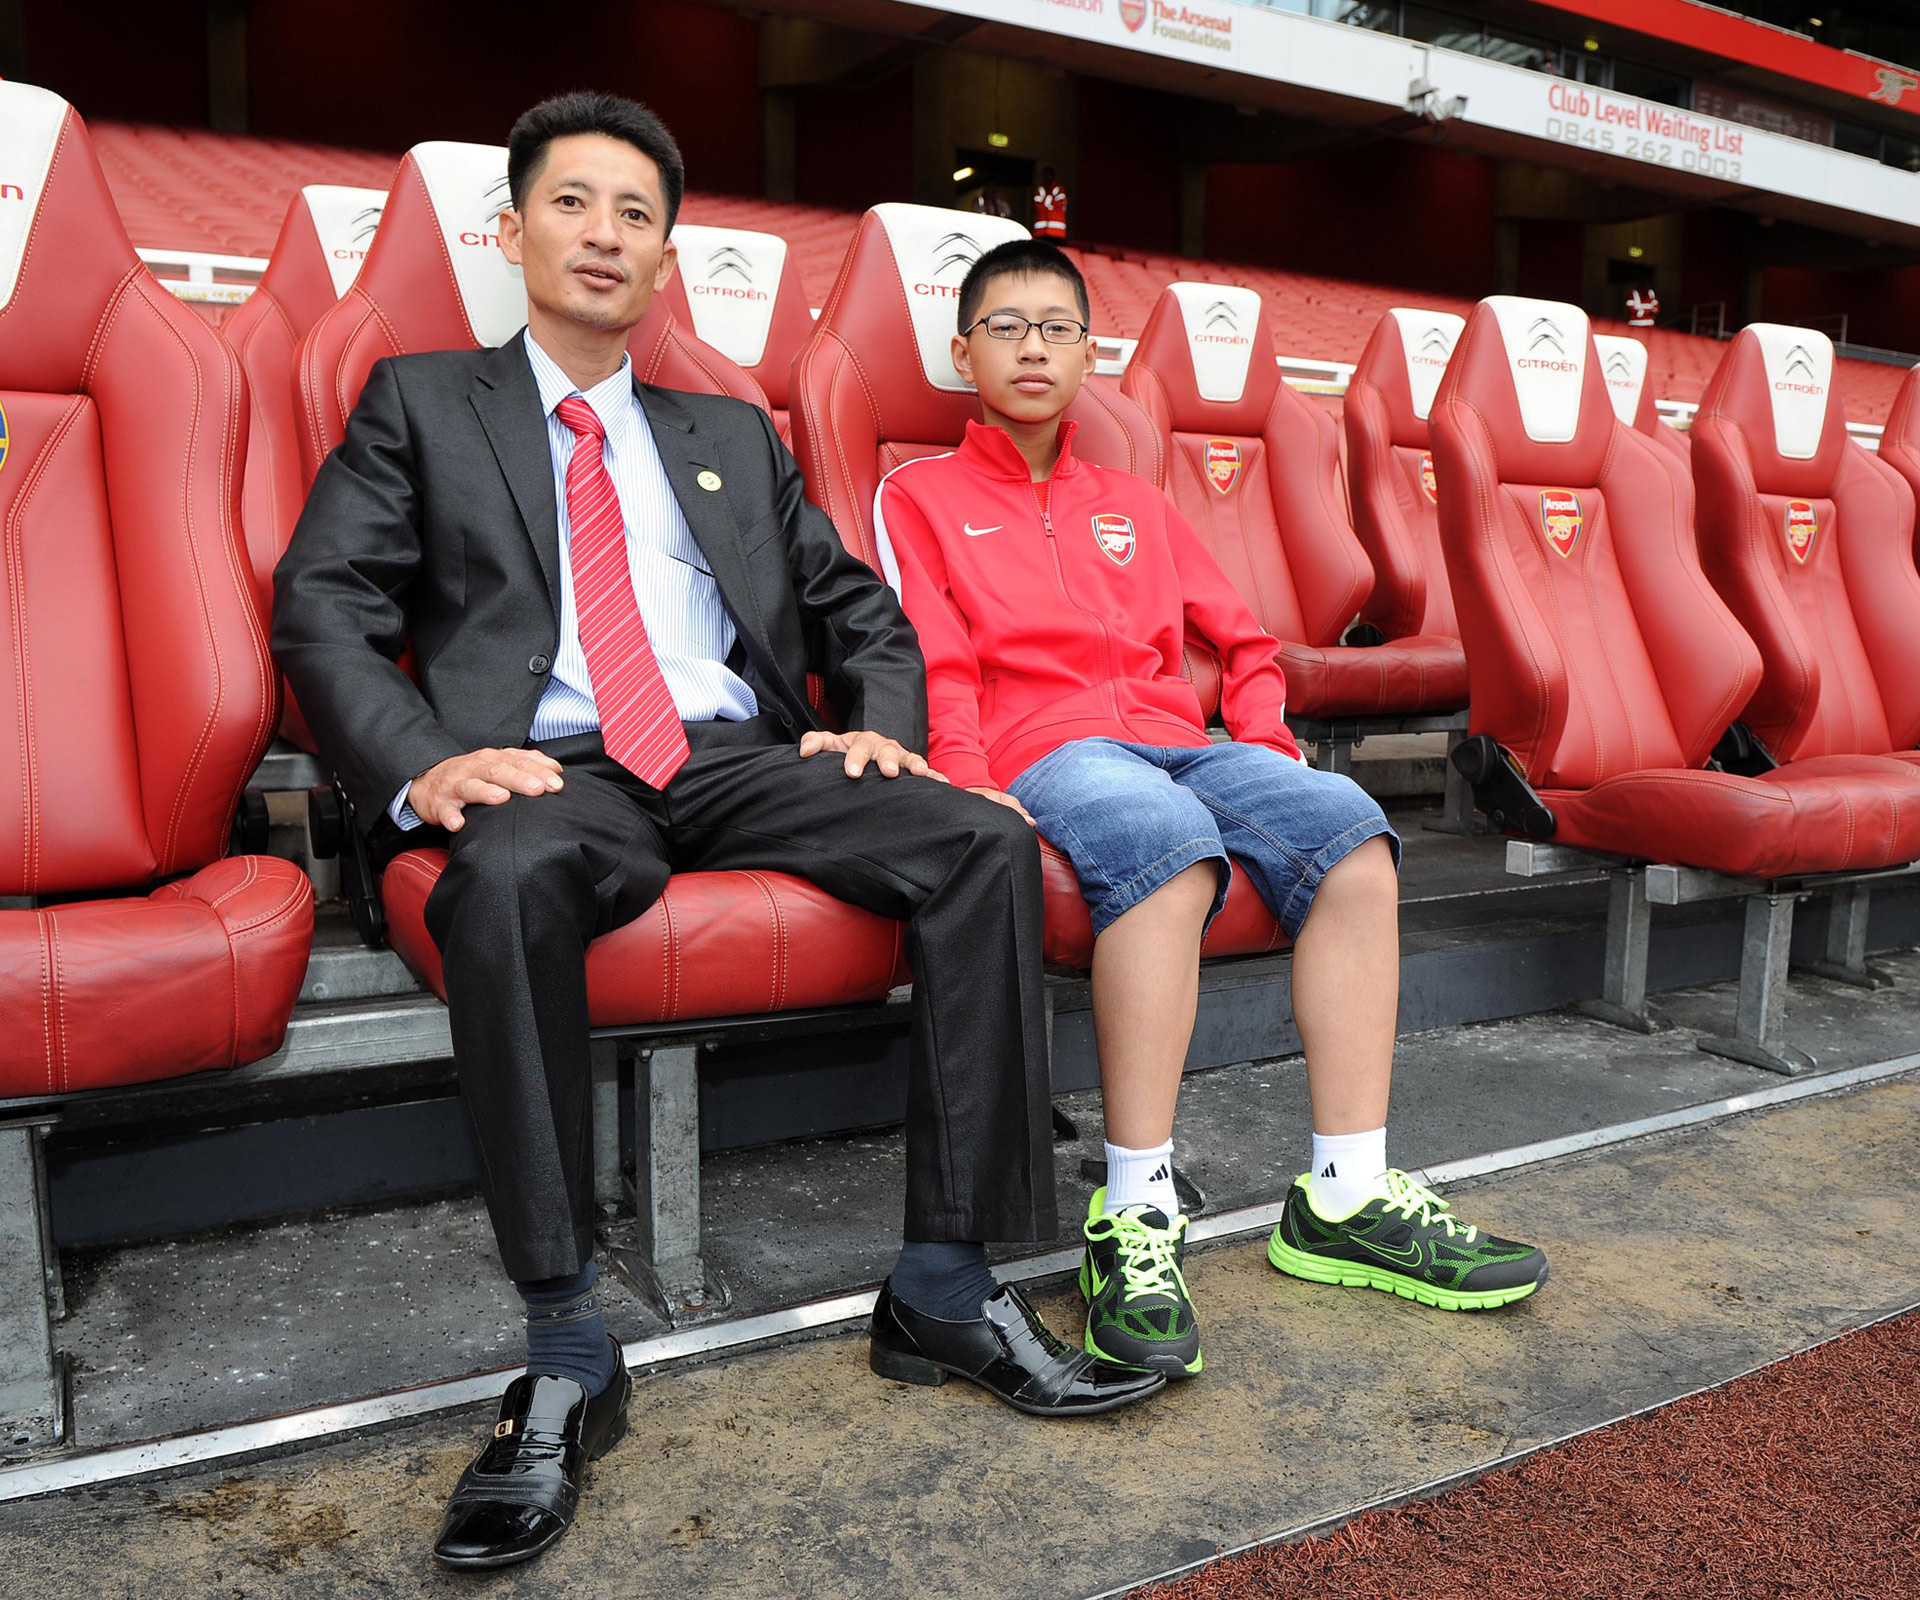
[4,1070,1917,1599]
[45,949,1920,1450]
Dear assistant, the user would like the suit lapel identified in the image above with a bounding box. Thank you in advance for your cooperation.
[470,338,562,608]
[638,383,817,728]
[637,383,772,656]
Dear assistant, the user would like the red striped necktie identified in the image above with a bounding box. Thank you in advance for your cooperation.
[554,394,690,789]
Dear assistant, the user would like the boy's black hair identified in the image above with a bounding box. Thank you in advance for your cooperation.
[507,91,685,229]
[956,239,1091,332]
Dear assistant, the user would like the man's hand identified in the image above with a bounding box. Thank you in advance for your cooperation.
[966,786,1037,826]
[799,729,948,782]
[407,748,565,832]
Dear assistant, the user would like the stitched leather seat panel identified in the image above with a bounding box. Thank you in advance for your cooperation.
[383,851,909,1023]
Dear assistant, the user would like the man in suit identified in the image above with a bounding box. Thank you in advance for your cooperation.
[273,91,1161,1572]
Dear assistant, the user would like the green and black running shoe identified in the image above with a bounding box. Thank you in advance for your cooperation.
[1078,1188,1203,1378]
[1267,1169,1548,1311]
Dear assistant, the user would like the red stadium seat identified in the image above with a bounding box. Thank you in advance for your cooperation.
[225,183,389,748]
[789,203,1283,967]
[1592,332,1691,471]
[1121,284,1468,718]
[1872,359,1920,567]
[294,141,768,485]
[658,223,815,441]
[288,139,913,1018]
[1343,308,1465,640]
[0,83,312,1094]
[1431,296,1920,879]
[1690,325,1920,769]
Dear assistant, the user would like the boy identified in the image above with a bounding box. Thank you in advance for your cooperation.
[874,240,1547,1380]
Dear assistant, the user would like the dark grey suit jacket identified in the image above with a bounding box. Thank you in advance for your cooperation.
[271,337,927,828]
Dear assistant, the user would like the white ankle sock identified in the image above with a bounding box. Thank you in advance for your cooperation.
[1308,1127,1388,1219]
[1104,1138,1178,1217]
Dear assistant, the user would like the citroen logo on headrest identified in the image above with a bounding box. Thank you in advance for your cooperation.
[1204,301,1240,333]
[480,175,511,225]
[1528,318,1566,355]
[1418,326,1455,359]
[1783,345,1817,381]
[706,245,754,284]
[931,232,982,277]
[1603,351,1635,381]
[351,204,384,246]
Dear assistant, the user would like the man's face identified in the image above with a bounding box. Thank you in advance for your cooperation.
[951,271,1092,426]
[498,133,678,334]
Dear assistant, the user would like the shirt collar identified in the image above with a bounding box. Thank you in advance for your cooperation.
[958,417,1080,482]
[523,329,636,424]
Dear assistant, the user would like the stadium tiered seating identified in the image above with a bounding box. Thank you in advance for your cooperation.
[1872,360,1920,565]
[1690,325,1920,779]
[0,83,315,1423]
[1432,294,1920,1071]
[655,223,815,440]
[1343,308,1466,642]
[1118,283,1469,733]
[225,183,389,610]
[787,202,1286,967]
[289,141,919,1303]
[1592,332,1691,470]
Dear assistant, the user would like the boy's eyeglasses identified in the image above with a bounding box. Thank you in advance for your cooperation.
[964,314,1089,345]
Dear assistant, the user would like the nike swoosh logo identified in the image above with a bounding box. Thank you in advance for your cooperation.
[1365,1237,1424,1268]
[1088,1265,1109,1297]
[963,524,1002,536]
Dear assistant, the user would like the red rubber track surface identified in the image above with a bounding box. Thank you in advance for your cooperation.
[1144,1308,1920,1600]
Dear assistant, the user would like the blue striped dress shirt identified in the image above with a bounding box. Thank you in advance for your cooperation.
[390,331,757,827]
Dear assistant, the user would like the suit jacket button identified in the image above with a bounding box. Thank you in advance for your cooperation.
[529,654,552,675]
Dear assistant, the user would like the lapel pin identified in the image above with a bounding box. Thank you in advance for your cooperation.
[696,470,723,492]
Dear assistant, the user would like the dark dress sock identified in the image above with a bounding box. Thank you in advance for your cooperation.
[518,1260,620,1395]
[889,1240,999,1321]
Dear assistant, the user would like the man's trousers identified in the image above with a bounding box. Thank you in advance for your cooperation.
[417,723,1055,1283]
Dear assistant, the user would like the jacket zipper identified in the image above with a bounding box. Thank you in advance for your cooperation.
[1031,481,1127,729]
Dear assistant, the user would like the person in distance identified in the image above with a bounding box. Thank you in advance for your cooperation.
[874,238,1549,1385]
[272,96,1163,1574]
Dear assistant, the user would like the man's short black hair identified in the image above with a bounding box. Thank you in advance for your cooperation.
[957,239,1091,333]
[507,91,685,229]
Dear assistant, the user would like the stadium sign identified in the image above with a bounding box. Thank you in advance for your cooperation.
[915,0,1920,235]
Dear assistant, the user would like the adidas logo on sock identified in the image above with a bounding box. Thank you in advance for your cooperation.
[1148,1163,1169,1184]
[1319,1161,1337,1178]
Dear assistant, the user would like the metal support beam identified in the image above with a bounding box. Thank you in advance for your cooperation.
[1804,883,1893,990]
[1424,728,1482,836]
[591,1038,624,1215]
[1699,892,1814,1076]
[0,1116,67,1449]
[1577,868,1658,1034]
[602,1045,725,1321]
[1309,737,1354,777]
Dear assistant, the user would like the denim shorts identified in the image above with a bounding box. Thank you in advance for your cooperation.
[1007,739,1401,939]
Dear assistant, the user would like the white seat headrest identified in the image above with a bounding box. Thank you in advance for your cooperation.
[410,141,524,347]
[1485,295,1590,444]
[300,185,388,299]
[1747,323,1834,461]
[0,82,68,314]
[1592,334,1650,427]
[872,203,1029,392]
[1386,308,1465,422]
[1168,282,1263,405]
[668,223,788,368]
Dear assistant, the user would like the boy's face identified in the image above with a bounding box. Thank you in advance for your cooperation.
[952,270,1093,427]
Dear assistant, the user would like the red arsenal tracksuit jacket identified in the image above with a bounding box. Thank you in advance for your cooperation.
[875,418,1303,792]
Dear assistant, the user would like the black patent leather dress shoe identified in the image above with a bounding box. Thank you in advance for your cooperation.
[432,1338,632,1571]
[869,1280,1166,1416]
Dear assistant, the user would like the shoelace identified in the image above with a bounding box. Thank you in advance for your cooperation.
[1378,1169,1479,1244]
[1096,1209,1190,1300]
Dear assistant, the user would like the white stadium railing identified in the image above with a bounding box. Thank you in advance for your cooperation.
[136,247,265,305]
